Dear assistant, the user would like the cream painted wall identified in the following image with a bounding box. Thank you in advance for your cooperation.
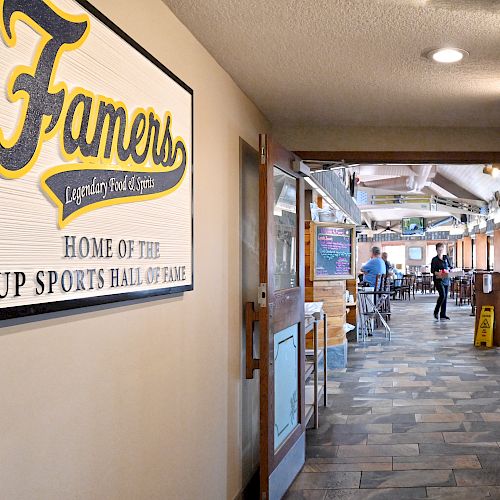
[0,1,268,499]
[274,125,500,151]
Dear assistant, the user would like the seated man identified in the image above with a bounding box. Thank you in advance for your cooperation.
[361,246,386,287]
[381,252,393,276]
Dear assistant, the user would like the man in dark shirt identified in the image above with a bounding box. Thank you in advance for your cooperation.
[431,242,451,320]
[382,252,393,276]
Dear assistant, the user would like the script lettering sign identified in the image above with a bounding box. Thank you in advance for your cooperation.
[0,0,193,319]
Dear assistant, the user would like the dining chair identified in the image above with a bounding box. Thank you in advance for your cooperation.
[400,275,412,300]
[421,274,432,294]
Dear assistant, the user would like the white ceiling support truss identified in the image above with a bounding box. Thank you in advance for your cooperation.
[358,193,486,216]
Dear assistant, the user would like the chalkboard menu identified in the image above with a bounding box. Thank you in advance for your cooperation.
[311,223,355,280]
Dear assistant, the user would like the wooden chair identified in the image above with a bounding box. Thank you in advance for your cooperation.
[420,273,432,294]
[392,277,403,300]
[415,275,423,293]
[450,277,460,299]
[407,274,417,299]
[400,275,412,300]
[457,277,472,306]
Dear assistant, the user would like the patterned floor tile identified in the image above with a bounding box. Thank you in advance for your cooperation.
[308,462,392,473]
[426,486,500,498]
[286,294,500,499]
[393,454,481,470]
[360,469,455,488]
[283,490,328,500]
[453,469,500,486]
[419,442,500,455]
[289,472,361,490]
[325,488,427,499]
[443,431,500,443]
[337,444,419,457]
[415,412,479,422]
[367,431,443,445]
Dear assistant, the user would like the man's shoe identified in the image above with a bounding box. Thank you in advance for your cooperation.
[441,316,451,320]
[434,313,439,320]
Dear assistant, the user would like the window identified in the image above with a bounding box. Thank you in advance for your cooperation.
[382,245,405,271]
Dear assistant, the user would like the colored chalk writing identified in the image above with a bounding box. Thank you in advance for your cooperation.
[314,225,353,278]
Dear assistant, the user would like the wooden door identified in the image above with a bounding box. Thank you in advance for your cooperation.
[259,135,305,499]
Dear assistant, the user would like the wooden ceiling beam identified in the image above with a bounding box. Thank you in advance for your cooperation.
[296,151,500,164]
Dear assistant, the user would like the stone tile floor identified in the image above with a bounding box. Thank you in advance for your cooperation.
[285,293,500,499]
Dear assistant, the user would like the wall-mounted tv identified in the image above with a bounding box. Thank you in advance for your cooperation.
[402,217,425,236]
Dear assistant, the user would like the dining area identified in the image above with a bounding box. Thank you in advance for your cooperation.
[356,264,476,343]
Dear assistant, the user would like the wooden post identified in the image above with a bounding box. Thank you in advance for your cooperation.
[475,234,488,270]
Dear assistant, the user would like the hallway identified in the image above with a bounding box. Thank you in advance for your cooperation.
[286,294,500,499]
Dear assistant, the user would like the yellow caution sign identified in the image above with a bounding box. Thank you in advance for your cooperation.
[475,306,494,348]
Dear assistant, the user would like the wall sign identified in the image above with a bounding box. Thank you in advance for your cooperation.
[311,223,356,280]
[0,0,193,319]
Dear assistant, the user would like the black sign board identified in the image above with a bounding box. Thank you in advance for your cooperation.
[311,223,355,280]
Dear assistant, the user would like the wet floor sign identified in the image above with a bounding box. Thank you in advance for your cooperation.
[475,306,494,348]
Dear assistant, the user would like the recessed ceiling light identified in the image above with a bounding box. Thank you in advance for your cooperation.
[424,47,469,64]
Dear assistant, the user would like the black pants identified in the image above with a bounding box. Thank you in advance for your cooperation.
[434,281,449,318]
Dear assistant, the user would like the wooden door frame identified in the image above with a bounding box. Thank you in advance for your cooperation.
[294,151,500,164]
[260,136,306,497]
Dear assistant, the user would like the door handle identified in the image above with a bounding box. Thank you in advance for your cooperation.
[245,301,261,379]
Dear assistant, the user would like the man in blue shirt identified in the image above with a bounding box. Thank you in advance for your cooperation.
[361,246,386,287]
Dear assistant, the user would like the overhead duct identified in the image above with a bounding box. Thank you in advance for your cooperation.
[411,165,434,192]
[361,176,415,191]
[427,216,456,230]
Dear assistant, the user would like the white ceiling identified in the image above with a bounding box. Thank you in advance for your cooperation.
[355,164,500,201]
[354,164,499,221]
[438,165,500,201]
[164,0,500,127]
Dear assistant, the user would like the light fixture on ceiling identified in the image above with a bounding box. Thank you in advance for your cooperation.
[483,165,500,177]
[424,47,469,64]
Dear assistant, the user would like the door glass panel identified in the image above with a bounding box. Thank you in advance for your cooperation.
[273,167,297,290]
[274,323,299,451]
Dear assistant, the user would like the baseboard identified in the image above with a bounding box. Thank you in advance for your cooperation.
[234,467,260,500]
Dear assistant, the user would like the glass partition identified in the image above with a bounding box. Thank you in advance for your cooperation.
[273,167,297,290]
